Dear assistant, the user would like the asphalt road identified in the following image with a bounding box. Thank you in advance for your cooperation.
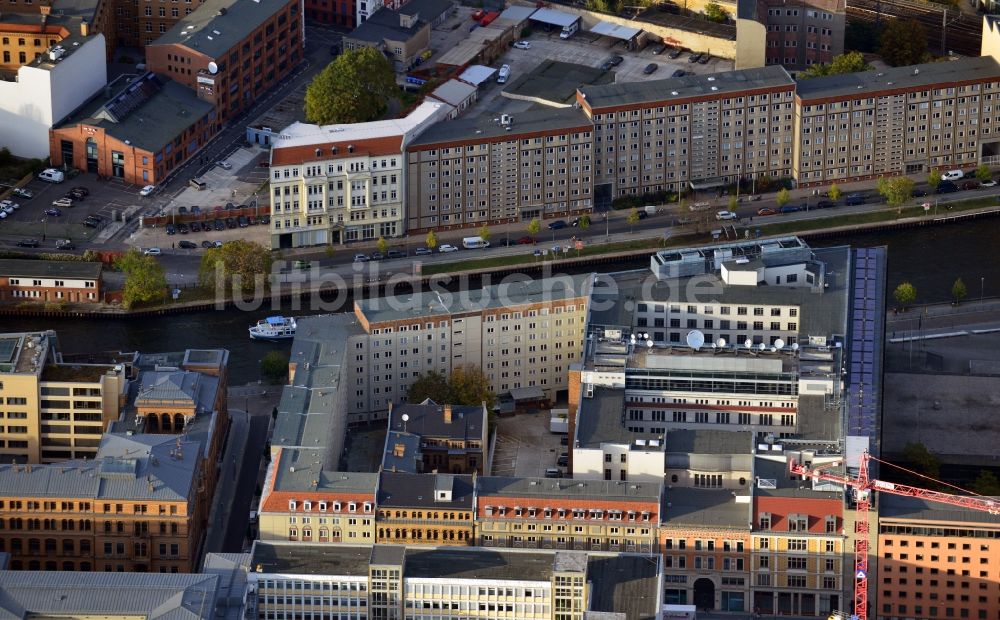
[222,413,269,553]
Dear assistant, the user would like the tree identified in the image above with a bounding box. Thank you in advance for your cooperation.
[304,47,397,125]
[406,365,496,409]
[880,19,927,67]
[115,248,167,309]
[893,281,917,309]
[527,217,540,239]
[376,236,388,255]
[927,168,942,191]
[951,277,967,305]
[260,350,289,385]
[577,215,590,232]
[876,176,914,207]
[971,470,1000,496]
[199,239,272,293]
[828,183,842,202]
[627,207,641,232]
[775,188,790,208]
[703,1,727,22]
[477,225,491,243]
[975,164,992,182]
[902,441,940,479]
[800,51,872,79]
[425,230,438,250]
[727,195,739,212]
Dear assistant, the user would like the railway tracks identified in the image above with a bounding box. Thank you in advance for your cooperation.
[847,0,982,56]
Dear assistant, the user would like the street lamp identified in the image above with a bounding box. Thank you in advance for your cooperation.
[981,276,985,304]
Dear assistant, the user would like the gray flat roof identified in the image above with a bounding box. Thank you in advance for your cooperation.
[388,400,484,443]
[529,7,579,27]
[347,6,425,44]
[796,56,1000,102]
[0,571,219,620]
[504,60,615,106]
[377,471,474,509]
[0,259,101,280]
[408,106,593,148]
[355,273,591,324]
[429,79,477,107]
[59,77,214,154]
[579,65,793,110]
[753,455,844,499]
[252,542,373,576]
[151,0,295,60]
[586,554,661,620]
[879,495,1000,526]
[576,387,664,449]
[478,476,661,503]
[589,21,642,40]
[665,429,752,454]
[271,449,379,494]
[661,487,750,529]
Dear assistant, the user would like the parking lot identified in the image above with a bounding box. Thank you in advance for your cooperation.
[492,411,568,478]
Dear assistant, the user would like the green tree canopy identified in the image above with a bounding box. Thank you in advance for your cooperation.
[703,1,728,22]
[626,207,641,232]
[527,218,540,238]
[880,19,927,67]
[304,47,398,125]
[199,239,272,293]
[376,236,388,254]
[800,51,872,79]
[828,183,842,202]
[952,277,968,304]
[902,441,940,479]
[406,365,496,408]
[975,164,993,182]
[577,215,591,230]
[876,176,914,207]
[260,350,289,385]
[893,281,917,308]
[775,188,790,207]
[477,225,491,242]
[971,470,1000,495]
[115,248,167,309]
[927,168,942,190]
[425,230,438,250]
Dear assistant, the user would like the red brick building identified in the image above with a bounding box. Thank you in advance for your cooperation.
[304,0,353,27]
[146,0,304,125]
[0,259,102,304]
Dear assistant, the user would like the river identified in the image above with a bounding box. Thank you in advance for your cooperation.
[5,219,994,384]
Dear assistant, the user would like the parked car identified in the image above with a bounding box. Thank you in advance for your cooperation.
[178,240,198,249]
[214,219,225,231]
[71,186,90,196]
[165,224,176,235]
[688,52,702,63]
[438,244,459,253]
[201,240,215,248]
[55,239,75,250]
[671,69,686,78]
[911,189,928,198]
[815,200,836,209]
[547,220,568,230]
[178,206,188,214]
[177,223,189,234]
[963,180,981,190]
[845,193,866,205]
[643,63,659,75]
[560,435,569,446]
[516,236,535,245]
[937,181,959,194]
[238,215,249,227]
[667,47,683,59]
[139,185,156,196]
[780,204,802,213]
[715,210,737,220]
[557,453,569,467]
[651,43,667,54]
[513,40,531,50]
[260,214,270,225]
[191,206,202,214]
[370,252,385,261]
[225,217,237,229]
[67,189,86,201]
[213,240,224,248]
[414,247,433,255]
[698,54,711,64]
[143,247,162,256]
[387,250,406,259]
[82,219,98,228]
[0,201,18,211]
[216,161,233,170]
[44,208,62,217]
[983,179,998,187]
[941,169,964,181]
[757,207,777,216]
[16,239,39,248]
[609,55,624,66]
[353,253,370,263]
[189,221,202,232]
[544,468,563,479]
[11,188,32,199]
[52,198,72,208]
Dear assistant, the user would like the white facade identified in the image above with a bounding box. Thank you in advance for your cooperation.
[0,34,107,158]
[572,443,666,483]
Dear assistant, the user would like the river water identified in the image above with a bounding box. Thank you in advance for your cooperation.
[6,219,994,384]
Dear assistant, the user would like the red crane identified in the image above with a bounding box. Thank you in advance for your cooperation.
[788,452,1000,620]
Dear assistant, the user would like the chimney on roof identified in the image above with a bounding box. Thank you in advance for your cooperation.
[80,19,89,37]
[443,404,452,424]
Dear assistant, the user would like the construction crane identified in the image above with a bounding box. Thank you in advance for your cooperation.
[788,452,1000,620]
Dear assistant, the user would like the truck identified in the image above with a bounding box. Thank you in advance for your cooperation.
[644,205,660,216]
[559,19,580,39]
[549,408,569,434]
[462,236,490,249]
[662,605,696,620]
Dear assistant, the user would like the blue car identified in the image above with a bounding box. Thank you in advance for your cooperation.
[780,205,802,214]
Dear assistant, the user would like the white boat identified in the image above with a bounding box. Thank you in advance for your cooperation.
[249,316,296,340]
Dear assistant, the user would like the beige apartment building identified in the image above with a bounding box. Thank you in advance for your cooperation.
[404,107,595,234]
[793,55,1000,187]
[348,274,590,421]
[0,331,128,464]
[576,66,796,204]
[267,101,451,249]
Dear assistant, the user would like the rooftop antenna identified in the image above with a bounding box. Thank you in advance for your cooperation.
[401,413,409,434]
[686,329,705,351]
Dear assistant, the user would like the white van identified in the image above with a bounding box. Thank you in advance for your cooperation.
[496,64,510,84]
[559,20,579,39]
[38,168,64,183]
[462,236,490,249]
[941,169,964,181]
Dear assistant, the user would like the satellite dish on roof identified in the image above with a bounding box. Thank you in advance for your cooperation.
[208,61,219,74]
[744,339,753,349]
[758,343,767,352]
[686,329,705,350]
[770,346,777,353]
[646,340,654,348]
[792,342,800,351]
[717,337,726,348]
[774,338,785,350]
[401,414,409,422]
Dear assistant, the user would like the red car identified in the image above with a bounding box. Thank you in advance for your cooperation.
[258,161,271,168]
[757,207,777,216]
[516,236,535,245]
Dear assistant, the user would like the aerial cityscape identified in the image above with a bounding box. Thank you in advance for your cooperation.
[1,0,1000,616]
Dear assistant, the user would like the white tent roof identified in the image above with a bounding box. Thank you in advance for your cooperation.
[589,21,642,40]
[458,64,497,86]
[529,7,579,28]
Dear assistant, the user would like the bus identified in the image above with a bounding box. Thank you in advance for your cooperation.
[462,236,490,249]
